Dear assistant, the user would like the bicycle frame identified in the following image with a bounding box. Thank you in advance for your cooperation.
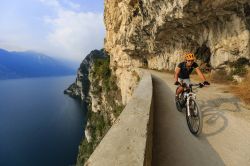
[181,83,200,116]
[175,82,205,136]
[186,92,196,117]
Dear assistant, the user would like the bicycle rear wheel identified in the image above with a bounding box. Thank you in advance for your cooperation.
[175,87,184,112]
[186,98,203,136]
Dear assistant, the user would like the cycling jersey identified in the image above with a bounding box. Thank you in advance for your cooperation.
[177,61,198,79]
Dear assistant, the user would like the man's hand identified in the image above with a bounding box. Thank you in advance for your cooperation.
[203,81,210,85]
[174,81,180,85]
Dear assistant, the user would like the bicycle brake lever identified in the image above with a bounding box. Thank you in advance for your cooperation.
[199,83,204,88]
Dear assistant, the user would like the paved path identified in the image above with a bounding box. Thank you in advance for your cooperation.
[150,70,250,166]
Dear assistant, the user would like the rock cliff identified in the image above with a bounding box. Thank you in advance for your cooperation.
[64,49,107,100]
[65,49,128,165]
[68,0,250,165]
[104,0,250,87]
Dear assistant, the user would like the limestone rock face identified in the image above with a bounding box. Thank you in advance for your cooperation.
[64,50,106,100]
[85,122,92,142]
[114,67,141,104]
[104,0,250,93]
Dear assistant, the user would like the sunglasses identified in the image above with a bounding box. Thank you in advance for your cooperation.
[187,60,194,62]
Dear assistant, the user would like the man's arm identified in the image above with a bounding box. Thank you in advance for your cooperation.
[195,67,206,81]
[175,67,181,82]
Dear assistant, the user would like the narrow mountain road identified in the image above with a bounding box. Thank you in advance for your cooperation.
[150,70,250,166]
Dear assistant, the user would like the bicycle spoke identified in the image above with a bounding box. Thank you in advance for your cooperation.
[191,116,196,131]
[194,104,199,131]
[189,101,200,133]
[194,106,200,131]
[193,118,199,131]
[189,116,194,130]
[192,115,197,132]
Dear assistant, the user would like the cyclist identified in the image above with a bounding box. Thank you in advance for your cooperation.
[174,53,210,100]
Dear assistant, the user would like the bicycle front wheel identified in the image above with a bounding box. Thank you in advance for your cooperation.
[186,98,203,136]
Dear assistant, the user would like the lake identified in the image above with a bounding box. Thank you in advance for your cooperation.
[0,76,87,166]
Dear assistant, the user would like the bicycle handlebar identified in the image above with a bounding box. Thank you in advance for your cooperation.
[190,83,208,88]
[175,82,210,88]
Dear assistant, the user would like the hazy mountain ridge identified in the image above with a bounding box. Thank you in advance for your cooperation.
[0,48,76,79]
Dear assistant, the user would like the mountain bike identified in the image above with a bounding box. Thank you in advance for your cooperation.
[175,83,205,136]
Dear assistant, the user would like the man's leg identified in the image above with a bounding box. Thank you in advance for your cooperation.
[176,78,184,100]
[176,86,184,100]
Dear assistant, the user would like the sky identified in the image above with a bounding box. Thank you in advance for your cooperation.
[0,0,105,61]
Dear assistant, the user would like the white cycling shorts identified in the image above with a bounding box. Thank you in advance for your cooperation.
[178,78,191,85]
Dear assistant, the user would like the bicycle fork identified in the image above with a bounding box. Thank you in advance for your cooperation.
[186,93,196,117]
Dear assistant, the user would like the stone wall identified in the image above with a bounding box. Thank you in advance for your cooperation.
[85,70,153,166]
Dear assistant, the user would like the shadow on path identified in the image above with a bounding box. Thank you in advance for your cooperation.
[151,74,225,166]
[198,96,241,137]
[201,108,228,137]
[199,97,242,112]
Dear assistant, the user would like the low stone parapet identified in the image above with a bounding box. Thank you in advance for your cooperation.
[85,70,154,166]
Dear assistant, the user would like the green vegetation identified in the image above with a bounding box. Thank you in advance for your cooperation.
[77,55,125,165]
[228,57,249,77]
[132,70,140,83]
[91,57,119,93]
[231,72,250,104]
[211,58,250,83]
[231,66,247,77]
[211,68,233,83]
[77,139,93,164]
[79,108,112,163]
[88,110,112,140]
[113,105,124,118]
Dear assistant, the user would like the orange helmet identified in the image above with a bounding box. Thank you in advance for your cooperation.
[184,53,196,60]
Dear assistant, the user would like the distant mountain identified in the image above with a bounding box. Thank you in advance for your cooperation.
[0,48,76,79]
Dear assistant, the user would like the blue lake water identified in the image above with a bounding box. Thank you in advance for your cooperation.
[0,76,87,166]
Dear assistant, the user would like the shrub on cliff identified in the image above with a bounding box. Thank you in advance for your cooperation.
[227,57,249,77]
[92,57,111,80]
[92,57,119,92]
[77,54,124,165]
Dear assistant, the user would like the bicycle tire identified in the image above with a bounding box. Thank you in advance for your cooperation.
[186,98,203,136]
[175,97,183,112]
[175,87,183,112]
